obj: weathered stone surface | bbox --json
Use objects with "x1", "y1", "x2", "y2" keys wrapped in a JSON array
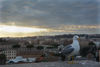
[
  {"x1": 86, "y1": 53, "x2": 94, "y2": 60},
  {"x1": 0, "y1": 60, "x2": 100, "y2": 67}
]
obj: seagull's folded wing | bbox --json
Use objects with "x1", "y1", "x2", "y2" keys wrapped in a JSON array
[{"x1": 61, "y1": 45, "x2": 74, "y2": 54}]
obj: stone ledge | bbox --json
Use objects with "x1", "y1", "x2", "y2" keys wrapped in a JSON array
[{"x1": 1, "y1": 60, "x2": 100, "y2": 67}]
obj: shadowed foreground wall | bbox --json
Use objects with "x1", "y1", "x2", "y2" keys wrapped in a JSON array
[{"x1": 99, "y1": 50, "x2": 100, "y2": 62}]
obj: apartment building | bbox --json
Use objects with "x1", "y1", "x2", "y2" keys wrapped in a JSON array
[
  {"x1": 16, "y1": 48, "x2": 45, "y2": 58},
  {"x1": 3, "y1": 49, "x2": 16, "y2": 60},
  {"x1": 0, "y1": 45, "x2": 13, "y2": 49},
  {"x1": 0, "y1": 50, "x2": 3, "y2": 54}
]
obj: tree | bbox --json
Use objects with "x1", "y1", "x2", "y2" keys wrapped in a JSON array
[
  {"x1": 88, "y1": 42, "x2": 96, "y2": 55},
  {"x1": 0, "y1": 38, "x2": 7, "y2": 42},
  {"x1": 80, "y1": 47, "x2": 90, "y2": 57},
  {"x1": 88, "y1": 42, "x2": 95, "y2": 45},
  {"x1": 37, "y1": 46, "x2": 44, "y2": 50},
  {"x1": 12, "y1": 44, "x2": 20, "y2": 48},
  {"x1": 0, "y1": 54, "x2": 6, "y2": 65},
  {"x1": 47, "y1": 47, "x2": 56, "y2": 49},
  {"x1": 26, "y1": 44, "x2": 34, "y2": 48},
  {"x1": 51, "y1": 44, "x2": 60, "y2": 48}
]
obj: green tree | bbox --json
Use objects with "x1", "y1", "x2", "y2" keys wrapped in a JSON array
[
  {"x1": 51, "y1": 44, "x2": 60, "y2": 48},
  {"x1": 88, "y1": 42, "x2": 95, "y2": 45},
  {"x1": 88, "y1": 42, "x2": 96, "y2": 55},
  {"x1": 37, "y1": 46, "x2": 44, "y2": 50},
  {"x1": 0, "y1": 38, "x2": 7, "y2": 42},
  {"x1": 47, "y1": 47, "x2": 56, "y2": 49},
  {"x1": 12, "y1": 44, "x2": 20, "y2": 48},
  {"x1": 26, "y1": 44, "x2": 34, "y2": 48},
  {"x1": 80, "y1": 47, "x2": 90, "y2": 57}
]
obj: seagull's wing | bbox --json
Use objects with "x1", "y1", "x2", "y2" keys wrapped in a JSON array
[{"x1": 61, "y1": 45, "x2": 74, "y2": 55}]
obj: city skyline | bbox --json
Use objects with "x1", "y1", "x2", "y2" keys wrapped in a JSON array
[{"x1": 0, "y1": 0, "x2": 100, "y2": 37}]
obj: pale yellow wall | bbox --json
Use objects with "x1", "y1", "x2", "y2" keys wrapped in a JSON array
[{"x1": 79, "y1": 41, "x2": 89, "y2": 48}]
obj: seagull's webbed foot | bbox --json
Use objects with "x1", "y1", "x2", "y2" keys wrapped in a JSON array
[
  {"x1": 72, "y1": 61, "x2": 77, "y2": 64},
  {"x1": 68, "y1": 56, "x2": 72, "y2": 64},
  {"x1": 68, "y1": 62, "x2": 72, "y2": 64},
  {"x1": 72, "y1": 56, "x2": 77, "y2": 64}
]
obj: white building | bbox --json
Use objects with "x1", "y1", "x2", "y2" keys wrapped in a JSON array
[
  {"x1": 0, "y1": 45, "x2": 12, "y2": 49},
  {"x1": 3, "y1": 49, "x2": 16, "y2": 60},
  {"x1": 60, "y1": 38, "x2": 67, "y2": 41},
  {"x1": 54, "y1": 39, "x2": 57, "y2": 42},
  {"x1": 45, "y1": 38, "x2": 52, "y2": 41},
  {"x1": 80, "y1": 37, "x2": 86, "y2": 41},
  {"x1": 40, "y1": 41, "x2": 44, "y2": 45}
]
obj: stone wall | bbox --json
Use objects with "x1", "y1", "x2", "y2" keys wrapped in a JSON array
[
  {"x1": 86, "y1": 53, "x2": 94, "y2": 60},
  {"x1": 99, "y1": 50, "x2": 100, "y2": 62}
]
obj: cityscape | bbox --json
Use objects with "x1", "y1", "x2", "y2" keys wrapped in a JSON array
[
  {"x1": 0, "y1": 34, "x2": 100, "y2": 64},
  {"x1": 0, "y1": 0, "x2": 100, "y2": 67}
]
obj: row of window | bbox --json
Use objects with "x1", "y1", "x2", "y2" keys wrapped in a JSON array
[
  {"x1": 7, "y1": 57, "x2": 16, "y2": 59},
  {"x1": 16, "y1": 48, "x2": 35, "y2": 51},
  {"x1": 5, "y1": 54, "x2": 16, "y2": 56},
  {"x1": 0, "y1": 45, "x2": 26, "y2": 48},
  {"x1": 17, "y1": 51, "x2": 43, "y2": 55},
  {"x1": 0, "y1": 46, "x2": 12, "y2": 48},
  {"x1": 3, "y1": 51, "x2": 16, "y2": 53}
]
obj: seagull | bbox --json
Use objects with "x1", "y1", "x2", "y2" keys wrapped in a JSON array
[{"x1": 59, "y1": 35, "x2": 80, "y2": 64}]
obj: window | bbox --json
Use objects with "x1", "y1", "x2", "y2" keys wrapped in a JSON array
[
  {"x1": 8, "y1": 51, "x2": 11, "y2": 53},
  {"x1": 3, "y1": 51, "x2": 4, "y2": 53}
]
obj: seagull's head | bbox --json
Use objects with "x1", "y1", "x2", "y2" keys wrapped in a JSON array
[{"x1": 73, "y1": 35, "x2": 80, "y2": 40}]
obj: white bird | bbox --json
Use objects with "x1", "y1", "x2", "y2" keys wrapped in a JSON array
[{"x1": 60, "y1": 35, "x2": 80, "y2": 64}]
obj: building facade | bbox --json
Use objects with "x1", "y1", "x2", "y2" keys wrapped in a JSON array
[{"x1": 3, "y1": 50, "x2": 16, "y2": 60}]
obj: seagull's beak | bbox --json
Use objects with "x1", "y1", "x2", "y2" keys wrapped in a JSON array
[{"x1": 77, "y1": 37, "x2": 80, "y2": 39}]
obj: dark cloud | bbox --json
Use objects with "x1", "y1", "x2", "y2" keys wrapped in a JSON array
[{"x1": 0, "y1": 0, "x2": 99, "y2": 27}]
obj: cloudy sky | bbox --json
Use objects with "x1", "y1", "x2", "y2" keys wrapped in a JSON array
[{"x1": 0, "y1": 0, "x2": 100, "y2": 37}]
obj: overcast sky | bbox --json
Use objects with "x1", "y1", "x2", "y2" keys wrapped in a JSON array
[{"x1": 0, "y1": 0, "x2": 100, "y2": 37}]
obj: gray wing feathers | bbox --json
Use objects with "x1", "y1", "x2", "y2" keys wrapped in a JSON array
[{"x1": 61, "y1": 45, "x2": 74, "y2": 54}]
